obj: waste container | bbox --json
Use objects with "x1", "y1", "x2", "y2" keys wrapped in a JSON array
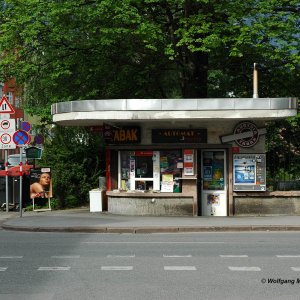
[
  {"x1": 99, "y1": 176, "x2": 106, "y2": 191},
  {"x1": 89, "y1": 189, "x2": 104, "y2": 212}
]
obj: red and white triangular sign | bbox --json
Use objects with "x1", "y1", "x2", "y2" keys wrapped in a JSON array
[{"x1": 0, "y1": 96, "x2": 15, "y2": 114}]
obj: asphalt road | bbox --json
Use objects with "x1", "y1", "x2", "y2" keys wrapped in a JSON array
[{"x1": 1, "y1": 231, "x2": 300, "y2": 300}]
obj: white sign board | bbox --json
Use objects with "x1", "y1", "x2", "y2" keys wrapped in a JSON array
[
  {"x1": 0, "y1": 118, "x2": 16, "y2": 149},
  {"x1": 0, "y1": 96, "x2": 15, "y2": 114}
]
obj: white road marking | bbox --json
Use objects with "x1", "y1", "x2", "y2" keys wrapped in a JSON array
[
  {"x1": 163, "y1": 255, "x2": 192, "y2": 258},
  {"x1": 83, "y1": 242, "x2": 225, "y2": 244},
  {"x1": 164, "y1": 266, "x2": 197, "y2": 271},
  {"x1": 0, "y1": 256, "x2": 23, "y2": 259},
  {"x1": 220, "y1": 255, "x2": 248, "y2": 258},
  {"x1": 0, "y1": 267, "x2": 7, "y2": 271},
  {"x1": 228, "y1": 267, "x2": 261, "y2": 271},
  {"x1": 38, "y1": 267, "x2": 71, "y2": 271},
  {"x1": 276, "y1": 255, "x2": 300, "y2": 258},
  {"x1": 51, "y1": 256, "x2": 80, "y2": 259},
  {"x1": 107, "y1": 255, "x2": 135, "y2": 258},
  {"x1": 291, "y1": 267, "x2": 300, "y2": 271},
  {"x1": 101, "y1": 266, "x2": 133, "y2": 271}
]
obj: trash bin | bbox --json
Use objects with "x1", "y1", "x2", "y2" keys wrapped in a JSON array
[
  {"x1": 99, "y1": 176, "x2": 106, "y2": 191},
  {"x1": 89, "y1": 189, "x2": 103, "y2": 212}
]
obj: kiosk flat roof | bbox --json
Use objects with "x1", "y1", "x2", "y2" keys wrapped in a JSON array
[{"x1": 52, "y1": 98, "x2": 298, "y2": 126}]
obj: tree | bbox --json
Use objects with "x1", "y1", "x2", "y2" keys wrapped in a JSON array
[
  {"x1": 0, "y1": 0, "x2": 299, "y2": 197},
  {"x1": 38, "y1": 126, "x2": 105, "y2": 207},
  {"x1": 1, "y1": 0, "x2": 299, "y2": 110}
]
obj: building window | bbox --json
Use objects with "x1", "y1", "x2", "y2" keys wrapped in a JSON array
[
  {"x1": 119, "y1": 150, "x2": 182, "y2": 192},
  {"x1": 15, "y1": 96, "x2": 21, "y2": 108},
  {"x1": 7, "y1": 92, "x2": 13, "y2": 104},
  {"x1": 160, "y1": 150, "x2": 182, "y2": 192},
  {"x1": 120, "y1": 151, "x2": 132, "y2": 191}
]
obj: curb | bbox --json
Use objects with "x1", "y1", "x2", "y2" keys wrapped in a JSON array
[
  {"x1": 0, "y1": 214, "x2": 19, "y2": 227},
  {"x1": 3, "y1": 225, "x2": 300, "y2": 233}
]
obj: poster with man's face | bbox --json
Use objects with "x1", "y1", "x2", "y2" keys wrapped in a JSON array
[{"x1": 29, "y1": 167, "x2": 52, "y2": 199}]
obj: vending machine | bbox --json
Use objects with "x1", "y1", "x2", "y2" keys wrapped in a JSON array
[{"x1": 233, "y1": 154, "x2": 266, "y2": 191}]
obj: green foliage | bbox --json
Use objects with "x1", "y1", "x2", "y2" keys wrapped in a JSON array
[
  {"x1": 1, "y1": 0, "x2": 299, "y2": 106},
  {"x1": 38, "y1": 126, "x2": 105, "y2": 208},
  {"x1": 0, "y1": 0, "x2": 299, "y2": 196},
  {"x1": 266, "y1": 111, "x2": 300, "y2": 181},
  {"x1": 49, "y1": 198, "x2": 60, "y2": 210}
]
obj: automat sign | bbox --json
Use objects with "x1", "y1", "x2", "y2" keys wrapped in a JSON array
[{"x1": 152, "y1": 128, "x2": 207, "y2": 143}]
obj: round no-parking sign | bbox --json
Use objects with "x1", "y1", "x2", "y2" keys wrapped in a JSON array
[{"x1": 13, "y1": 130, "x2": 30, "y2": 145}]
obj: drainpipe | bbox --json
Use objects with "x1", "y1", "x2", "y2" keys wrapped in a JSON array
[{"x1": 253, "y1": 63, "x2": 259, "y2": 98}]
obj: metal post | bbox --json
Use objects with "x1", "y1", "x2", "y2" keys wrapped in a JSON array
[
  {"x1": 19, "y1": 147, "x2": 23, "y2": 217},
  {"x1": 5, "y1": 150, "x2": 8, "y2": 213},
  {"x1": 253, "y1": 63, "x2": 259, "y2": 98}
]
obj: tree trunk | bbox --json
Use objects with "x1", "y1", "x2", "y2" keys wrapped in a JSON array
[{"x1": 181, "y1": 51, "x2": 208, "y2": 98}]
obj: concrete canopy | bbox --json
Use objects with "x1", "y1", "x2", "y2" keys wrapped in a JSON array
[{"x1": 52, "y1": 98, "x2": 298, "y2": 126}]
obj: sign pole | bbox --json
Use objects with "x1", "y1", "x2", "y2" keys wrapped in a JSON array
[
  {"x1": 5, "y1": 150, "x2": 8, "y2": 213},
  {"x1": 0, "y1": 97, "x2": 16, "y2": 213},
  {"x1": 19, "y1": 147, "x2": 23, "y2": 217}
]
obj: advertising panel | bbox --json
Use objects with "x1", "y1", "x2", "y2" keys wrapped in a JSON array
[
  {"x1": 30, "y1": 167, "x2": 52, "y2": 199},
  {"x1": 233, "y1": 154, "x2": 266, "y2": 191}
]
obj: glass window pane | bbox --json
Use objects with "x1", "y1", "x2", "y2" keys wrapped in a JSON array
[
  {"x1": 203, "y1": 151, "x2": 225, "y2": 190},
  {"x1": 135, "y1": 155, "x2": 153, "y2": 178}
]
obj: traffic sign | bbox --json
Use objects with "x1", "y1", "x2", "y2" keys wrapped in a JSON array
[
  {"x1": 13, "y1": 130, "x2": 30, "y2": 145},
  {"x1": 0, "y1": 118, "x2": 16, "y2": 149},
  {"x1": 34, "y1": 134, "x2": 44, "y2": 145},
  {"x1": 0, "y1": 96, "x2": 15, "y2": 114},
  {"x1": 0, "y1": 119, "x2": 15, "y2": 131},
  {"x1": 1, "y1": 133, "x2": 12, "y2": 144},
  {"x1": 21, "y1": 121, "x2": 32, "y2": 132}
]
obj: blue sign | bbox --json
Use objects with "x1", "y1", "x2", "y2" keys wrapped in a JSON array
[
  {"x1": 21, "y1": 121, "x2": 32, "y2": 132},
  {"x1": 13, "y1": 130, "x2": 30, "y2": 145},
  {"x1": 34, "y1": 134, "x2": 44, "y2": 145}
]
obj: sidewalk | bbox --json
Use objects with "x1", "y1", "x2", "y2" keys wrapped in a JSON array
[{"x1": 1, "y1": 208, "x2": 300, "y2": 233}]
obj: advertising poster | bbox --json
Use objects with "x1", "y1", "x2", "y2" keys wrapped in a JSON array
[
  {"x1": 183, "y1": 149, "x2": 194, "y2": 175},
  {"x1": 161, "y1": 181, "x2": 174, "y2": 193},
  {"x1": 30, "y1": 167, "x2": 52, "y2": 199},
  {"x1": 233, "y1": 154, "x2": 266, "y2": 191},
  {"x1": 202, "y1": 151, "x2": 225, "y2": 190},
  {"x1": 207, "y1": 194, "x2": 220, "y2": 205},
  {"x1": 203, "y1": 166, "x2": 212, "y2": 180},
  {"x1": 234, "y1": 163, "x2": 256, "y2": 184}
]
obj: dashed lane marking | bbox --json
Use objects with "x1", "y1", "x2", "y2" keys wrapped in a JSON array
[
  {"x1": 107, "y1": 255, "x2": 136, "y2": 258},
  {"x1": 51, "y1": 256, "x2": 80, "y2": 259},
  {"x1": 220, "y1": 255, "x2": 248, "y2": 258},
  {"x1": 228, "y1": 267, "x2": 261, "y2": 271},
  {"x1": 0, "y1": 256, "x2": 23, "y2": 259},
  {"x1": 101, "y1": 266, "x2": 133, "y2": 271},
  {"x1": 291, "y1": 267, "x2": 300, "y2": 271},
  {"x1": 83, "y1": 242, "x2": 225, "y2": 244},
  {"x1": 164, "y1": 266, "x2": 197, "y2": 271},
  {"x1": 38, "y1": 267, "x2": 71, "y2": 271},
  {"x1": 0, "y1": 267, "x2": 7, "y2": 271},
  {"x1": 163, "y1": 255, "x2": 192, "y2": 258},
  {"x1": 277, "y1": 255, "x2": 300, "y2": 258}
]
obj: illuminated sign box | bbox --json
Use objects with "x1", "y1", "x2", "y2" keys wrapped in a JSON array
[{"x1": 233, "y1": 154, "x2": 266, "y2": 191}]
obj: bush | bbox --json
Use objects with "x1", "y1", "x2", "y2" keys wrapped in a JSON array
[{"x1": 37, "y1": 126, "x2": 105, "y2": 209}]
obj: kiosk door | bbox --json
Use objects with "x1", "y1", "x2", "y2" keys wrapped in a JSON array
[{"x1": 201, "y1": 150, "x2": 227, "y2": 216}]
